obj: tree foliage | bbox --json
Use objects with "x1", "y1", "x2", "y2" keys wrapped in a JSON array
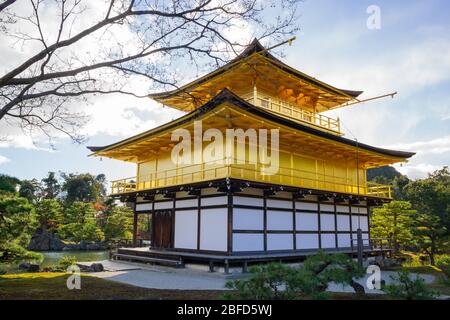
[
  {"x1": 34, "y1": 198, "x2": 62, "y2": 230},
  {"x1": 0, "y1": 194, "x2": 40, "y2": 263},
  {"x1": 0, "y1": 194, "x2": 36, "y2": 244},
  {"x1": 404, "y1": 167, "x2": 450, "y2": 264},
  {"x1": 103, "y1": 206, "x2": 133, "y2": 240},
  {"x1": 58, "y1": 201, "x2": 104, "y2": 242},
  {"x1": 41, "y1": 172, "x2": 60, "y2": 199},
  {"x1": 224, "y1": 252, "x2": 365, "y2": 300},
  {"x1": 371, "y1": 201, "x2": 416, "y2": 253},
  {"x1": 411, "y1": 213, "x2": 448, "y2": 266},
  {"x1": 0, "y1": 173, "x2": 19, "y2": 193},
  {"x1": 405, "y1": 167, "x2": 450, "y2": 230},
  {"x1": 61, "y1": 173, "x2": 106, "y2": 203},
  {"x1": 382, "y1": 270, "x2": 437, "y2": 300},
  {"x1": 18, "y1": 179, "x2": 41, "y2": 203}
]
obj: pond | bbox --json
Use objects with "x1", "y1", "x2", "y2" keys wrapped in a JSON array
[{"x1": 1, "y1": 250, "x2": 110, "y2": 274}]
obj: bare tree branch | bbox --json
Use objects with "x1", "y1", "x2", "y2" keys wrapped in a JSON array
[
  {"x1": 0, "y1": 0, "x2": 15, "y2": 13},
  {"x1": 0, "y1": 0, "x2": 301, "y2": 146}
]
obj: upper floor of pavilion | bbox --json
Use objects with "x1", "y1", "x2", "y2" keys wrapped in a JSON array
[{"x1": 149, "y1": 39, "x2": 363, "y2": 136}]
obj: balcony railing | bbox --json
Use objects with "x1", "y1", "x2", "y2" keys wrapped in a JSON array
[
  {"x1": 241, "y1": 92, "x2": 342, "y2": 135},
  {"x1": 366, "y1": 182, "x2": 392, "y2": 199},
  {"x1": 110, "y1": 159, "x2": 391, "y2": 199}
]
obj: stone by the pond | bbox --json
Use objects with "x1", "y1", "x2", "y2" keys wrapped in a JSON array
[
  {"x1": 62, "y1": 243, "x2": 81, "y2": 251},
  {"x1": 28, "y1": 264, "x2": 40, "y2": 272},
  {"x1": 86, "y1": 242, "x2": 106, "y2": 250},
  {"x1": 19, "y1": 262, "x2": 40, "y2": 272},
  {"x1": 28, "y1": 228, "x2": 64, "y2": 251},
  {"x1": 76, "y1": 264, "x2": 92, "y2": 272},
  {"x1": 90, "y1": 263, "x2": 104, "y2": 272},
  {"x1": 79, "y1": 240, "x2": 87, "y2": 250},
  {"x1": 19, "y1": 262, "x2": 30, "y2": 270},
  {"x1": 76, "y1": 262, "x2": 104, "y2": 272}
]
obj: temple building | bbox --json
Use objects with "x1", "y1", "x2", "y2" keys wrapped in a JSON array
[{"x1": 88, "y1": 39, "x2": 414, "y2": 265}]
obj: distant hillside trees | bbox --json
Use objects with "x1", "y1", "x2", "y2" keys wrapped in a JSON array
[{"x1": 367, "y1": 166, "x2": 402, "y2": 183}]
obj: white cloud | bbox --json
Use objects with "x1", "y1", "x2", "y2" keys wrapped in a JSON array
[
  {"x1": 387, "y1": 136, "x2": 450, "y2": 179},
  {"x1": 81, "y1": 93, "x2": 184, "y2": 138},
  {"x1": 0, "y1": 155, "x2": 10, "y2": 165},
  {"x1": 394, "y1": 163, "x2": 442, "y2": 180},
  {"x1": 385, "y1": 136, "x2": 450, "y2": 155}
]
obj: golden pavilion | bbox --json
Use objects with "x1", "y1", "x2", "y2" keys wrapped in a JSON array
[{"x1": 88, "y1": 39, "x2": 414, "y2": 263}]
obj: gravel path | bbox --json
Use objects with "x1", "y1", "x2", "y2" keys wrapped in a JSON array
[{"x1": 86, "y1": 260, "x2": 436, "y2": 293}]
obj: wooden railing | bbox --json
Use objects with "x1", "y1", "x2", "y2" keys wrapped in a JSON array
[
  {"x1": 241, "y1": 92, "x2": 342, "y2": 135},
  {"x1": 367, "y1": 182, "x2": 392, "y2": 199},
  {"x1": 110, "y1": 177, "x2": 137, "y2": 194},
  {"x1": 351, "y1": 237, "x2": 393, "y2": 252},
  {"x1": 110, "y1": 159, "x2": 391, "y2": 198}
]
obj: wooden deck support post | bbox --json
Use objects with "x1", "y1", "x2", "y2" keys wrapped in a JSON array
[
  {"x1": 132, "y1": 211, "x2": 138, "y2": 247},
  {"x1": 224, "y1": 259, "x2": 229, "y2": 274},
  {"x1": 357, "y1": 228, "x2": 363, "y2": 267},
  {"x1": 242, "y1": 260, "x2": 248, "y2": 273}
]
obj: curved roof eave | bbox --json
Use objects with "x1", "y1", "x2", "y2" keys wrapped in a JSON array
[
  {"x1": 88, "y1": 89, "x2": 415, "y2": 160},
  {"x1": 148, "y1": 38, "x2": 363, "y2": 101}
]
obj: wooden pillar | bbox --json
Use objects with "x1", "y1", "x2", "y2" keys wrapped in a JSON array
[
  {"x1": 227, "y1": 190, "x2": 233, "y2": 254},
  {"x1": 317, "y1": 198, "x2": 322, "y2": 249},
  {"x1": 197, "y1": 194, "x2": 201, "y2": 251},
  {"x1": 349, "y1": 201, "x2": 353, "y2": 251},
  {"x1": 334, "y1": 199, "x2": 338, "y2": 249},
  {"x1": 263, "y1": 192, "x2": 268, "y2": 252},
  {"x1": 292, "y1": 194, "x2": 297, "y2": 250},
  {"x1": 171, "y1": 195, "x2": 176, "y2": 249},
  {"x1": 357, "y1": 228, "x2": 363, "y2": 267},
  {"x1": 132, "y1": 206, "x2": 138, "y2": 247}
]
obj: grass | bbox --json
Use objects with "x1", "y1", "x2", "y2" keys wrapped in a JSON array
[
  {"x1": 0, "y1": 272, "x2": 224, "y2": 300},
  {"x1": 0, "y1": 272, "x2": 388, "y2": 300},
  {"x1": 2, "y1": 251, "x2": 449, "y2": 300},
  {"x1": 382, "y1": 252, "x2": 450, "y2": 296}
]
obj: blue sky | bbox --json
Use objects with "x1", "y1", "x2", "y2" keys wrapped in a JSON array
[{"x1": 0, "y1": 0, "x2": 449, "y2": 183}]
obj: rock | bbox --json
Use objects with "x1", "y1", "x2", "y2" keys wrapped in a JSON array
[
  {"x1": 28, "y1": 264, "x2": 40, "y2": 272},
  {"x1": 18, "y1": 262, "x2": 40, "y2": 272},
  {"x1": 374, "y1": 255, "x2": 385, "y2": 267},
  {"x1": 62, "y1": 243, "x2": 81, "y2": 251},
  {"x1": 86, "y1": 241, "x2": 107, "y2": 251},
  {"x1": 383, "y1": 258, "x2": 402, "y2": 268},
  {"x1": 19, "y1": 262, "x2": 31, "y2": 270},
  {"x1": 75, "y1": 263, "x2": 104, "y2": 272},
  {"x1": 76, "y1": 264, "x2": 92, "y2": 272},
  {"x1": 27, "y1": 228, "x2": 64, "y2": 251},
  {"x1": 90, "y1": 263, "x2": 104, "y2": 272},
  {"x1": 79, "y1": 240, "x2": 87, "y2": 250}
]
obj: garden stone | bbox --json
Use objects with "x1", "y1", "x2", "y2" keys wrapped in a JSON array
[
  {"x1": 27, "y1": 228, "x2": 64, "y2": 251},
  {"x1": 19, "y1": 262, "x2": 31, "y2": 270},
  {"x1": 90, "y1": 263, "x2": 104, "y2": 272},
  {"x1": 28, "y1": 264, "x2": 40, "y2": 272},
  {"x1": 374, "y1": 255, "x2": 385, "y2": 267},
  {"x1": 79, "y1": 240, "x2": 87, "y2": 250},
  {"x1": 383, "y1": 258, "x2": 401, "y2": 268},
  {"x1": 76, "y1": 264, "x2": 93, "y2": 272}
]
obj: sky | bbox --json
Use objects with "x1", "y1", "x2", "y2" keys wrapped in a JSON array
[{"x1": 0, "y1": 0, "x2": 449, "y2": 185}]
